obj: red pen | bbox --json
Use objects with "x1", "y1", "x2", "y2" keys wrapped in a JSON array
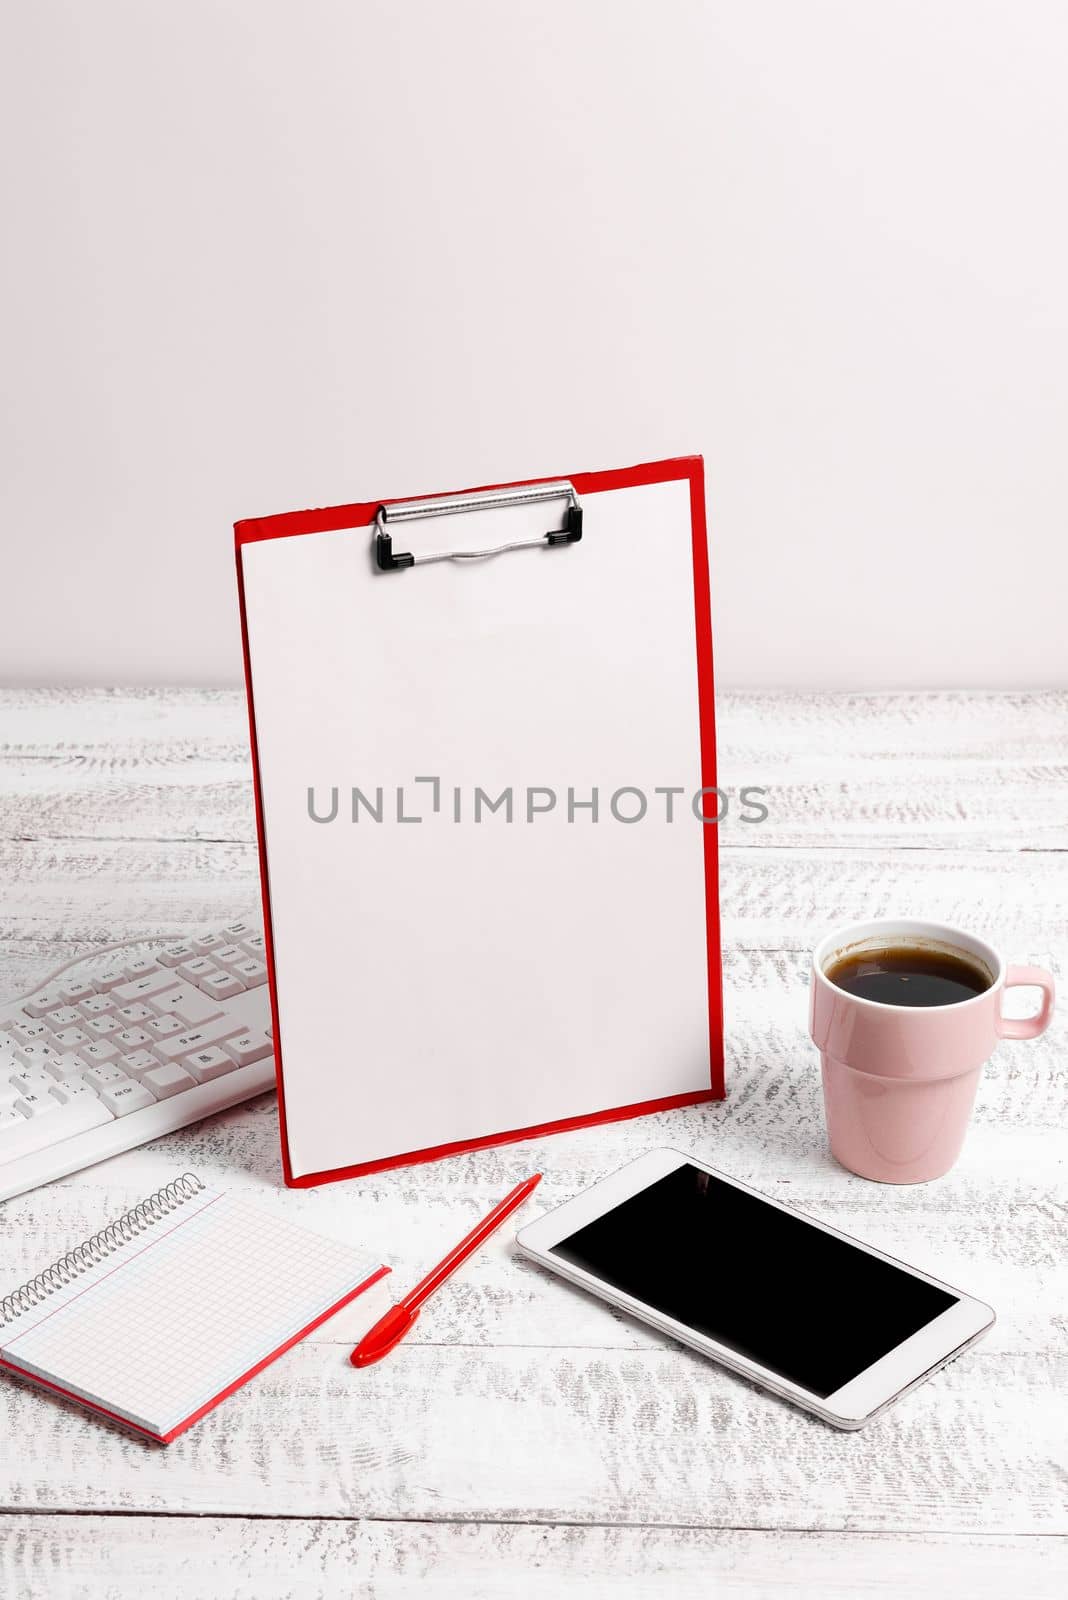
[{"x1": 350, "y1": 1173, "x2": 542, "y2": 1368}]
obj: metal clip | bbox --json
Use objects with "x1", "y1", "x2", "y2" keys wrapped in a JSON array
[{"x1": 375, "y1": 481, "x2": 582, "y2": 571}]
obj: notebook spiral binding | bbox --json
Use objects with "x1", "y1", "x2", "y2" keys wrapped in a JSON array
[{"x1": 0, "y1": 1173, "x2": 205, "y2": 1327}]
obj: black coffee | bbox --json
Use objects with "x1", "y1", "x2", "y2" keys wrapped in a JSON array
[{"x1": 824, "y1": 946, "x2": 991, "y2": 1007}]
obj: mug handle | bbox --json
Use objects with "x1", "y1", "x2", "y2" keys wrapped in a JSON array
[{"x1": 996, "y1": 965, "x2": 1056, "y2": 1040}]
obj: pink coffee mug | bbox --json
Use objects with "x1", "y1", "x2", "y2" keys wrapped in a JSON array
[{"x1": 809, "y1": 919, "x2": 1055, "y2": 1183}]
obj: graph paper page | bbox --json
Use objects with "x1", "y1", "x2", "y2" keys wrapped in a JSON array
[{"x1": 0, "y1": 1188, "x2": 380, "y2": 1437}]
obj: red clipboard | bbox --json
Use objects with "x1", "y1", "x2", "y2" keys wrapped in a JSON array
[{"x1": 236, "y1": 456, "x2": 722, "y2": 1186}]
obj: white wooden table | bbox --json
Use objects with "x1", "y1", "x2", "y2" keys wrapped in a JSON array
[{"x1": 0, "y1": 689, "x2": 1064, "y2": 1599}]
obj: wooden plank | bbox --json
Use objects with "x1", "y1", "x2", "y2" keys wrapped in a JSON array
[
  {"x1": 1, "y1": 1517, "x2": 1063, "y2": 1600},
  {"x1": 0, "y1": 1344, "x2": 1060, "y2": 1528},
  {"x1": 0, "y1": 847, "x2": 1061, "y2": 1138},
  {"x1": 4, "y1": 686, "x2": 1065, "y2": 755},
  {"x1": 0, "y1": 837, "x2": 1065, "y2": 972},
  {"x1": 0, "y1": 1117, "x2": 1061, "y2": 1357},
  {"x1": 2, "y1": 833, "x2": 1065, "y2": 947},
  {"x1": 0, "y1": 837, "x2": 258, "y2": 995},
  {"x1": 1, "y1": 688, "x2": 1066, "y2": 852},
  {"x1": 0, "y1": 687, "x2": 247, "y2": 750},
  {"x1": 4, "y1": 761, "x2": 1065, "y2": 851},
  {"x1": 3, "y1": 686, "x2": 1065, "y2": 761}
]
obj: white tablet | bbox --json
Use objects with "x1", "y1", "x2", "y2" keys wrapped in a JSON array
[{"x1": 516, "y1": 1148, "x2": 994, "y2": 1429}]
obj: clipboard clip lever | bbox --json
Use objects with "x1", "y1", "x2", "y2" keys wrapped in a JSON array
[{"x1": 374, "y1": 481, "x2": 582, "y2": 572}]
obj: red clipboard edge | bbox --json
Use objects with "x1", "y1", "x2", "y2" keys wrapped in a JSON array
[
  {"x1": 0, "y1": 1263, "x2": 390, "y2": 1443},
  {"x1": 235, "y1": 455, "x2": 723, "y2": 1189},
  {"x1": 284, "y1": 1090, "x2": 718, "y2": 1188}
]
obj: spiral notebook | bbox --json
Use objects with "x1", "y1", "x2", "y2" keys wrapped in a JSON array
[{"x1": 0, "y1": 1175, "x2": 388, "y2": 1442}]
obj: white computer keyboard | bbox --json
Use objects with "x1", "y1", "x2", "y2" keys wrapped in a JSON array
[{"x1": 0, "y1": 918, "x2": 274, "y2": 1202}]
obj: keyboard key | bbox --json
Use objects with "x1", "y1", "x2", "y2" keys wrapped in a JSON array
[
  {"x1": 100, "y1": 1080, "x2": 156, "y2": 1115},
  {"x1": 84, "y1": 1062, "x2": 129, "y2": 1092},
  {"x1": 145, "y1": 1013, "x2": 184, "y2": 1040},
  {"x1": 94, "y1": 967, "x2": 130, "y2": 992},
  {"x1": 14, "y1": 1041, "x2": 61, "y2": 1070},
  {"x1": 159, "y1": 987, "x2": 222, "y2": 1027},
  {"x1": 141, "y1": 1062, "x2": 196, "y2": 1099},
  {"x1": 231, "y1": 958, "x2": 268, "y2": 988},
  {"x1": 45, "y1": 1006, "x2": 83, "y2": 1029},
  {"x1": 151, "y1": 979, "x2": 214, "y2": 1017},
  {"x1": 83, "y1": 1014, "x2": 123, "y2": 1040},
  {"x1": 79, "y1": 994, "x2": 116, "y2": 1017},
  {"x1": 45, "y1": 1051, "x2": 91, "y2": 1081},
  {"x1": 115, "y1": 1027, "x2": 154, "y2": 1051},
  {"x1": 51, "y1": 1079, "x2": 100, "y2": 1107},
  {"x1": 80, "y1": 1039, "x2": 120, "y2": 1065},
  {"x1": 0, "y1": 1080, "x2": 21, "y2": 1107},
  {"x1": 193, "y1": 933, "x2": 224, "y2": 952},
  {"x1": 178, "y1": 956, "x2": 221, "y2": 983},
  {"x1": 52, "y1": 1026, "x2": 90, "y2": 1051},
  {"x1": 11, "y1": 1020, "x2": 48, "y2": 1046},
  {"x1": 149, "y1": 982, "x2": 199, "y2": 1013},
  {"x1": 222, "y1": 1031, "x2": 273, "y2": 1067},
  {"x1": 185, "y1": 1047, "x2": 237, "y2": 1083},
  {"x1": 201, "y1": 971, "x2": 244, "y2": 1002},
  {"x1": 22, "y1": 991, "x2": 64, "y2": 1018},
  {"x1": 155, "y1": 1020, "x2": 242, "y2": 1061},
  {"x1": 113, "y1": 971, "x2": 179, "y2": 1004},
  {"x1": 116, "y1": 1002, "x2": 155, "y2": 1026},
  {"x1": 14, "y1": 1090, "x2": 61, "y2": 1119},
  {"x1": 119, "y1": 1049, "x2": 160, "y2": 1078},
  {"x1": 223, "y1": 921, "x2": 256, "y2": 940},
  {"x1": 241, "y1": 933, "x2": 266, "y2": 957},
  {"x1": 58, "y1": 979, "x2": 96, "y2": 1003},
  {"x1": 213, "y1": 944, "x2": 245, "y2": 969},
  {"x1": 157, "y1": 942, "x2": 196, "y2": 967},
  {"x1": 123, "y1": 954, "x2": 161, "y2": 980}
]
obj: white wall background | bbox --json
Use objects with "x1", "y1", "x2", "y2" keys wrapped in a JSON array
[{"x1": 1, "y1": 0, "x2": 1065, "y2": 688}]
